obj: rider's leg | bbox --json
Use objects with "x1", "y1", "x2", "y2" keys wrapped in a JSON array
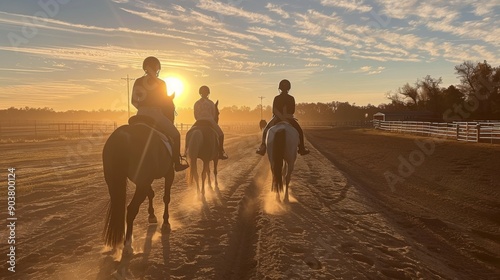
[
  {"x1": 256, "y1": 117, "x2": 277, "y2": 155},
  {"x1": 289, "y1": 119, "x2": 310, "y2": 155},
  {"x1": 162, "y1": 120, "x2": 189, "y2": 171},
  {"x1": 210, "y1": 119, "x2": 228, "y2": 160}
]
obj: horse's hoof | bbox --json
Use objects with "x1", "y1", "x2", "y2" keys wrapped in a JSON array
[
  {"x1": 148, "y1": 215, "x2": 158, "y2": 224},
  {"x1": 162, "y1": 223, "x2": 171, "y2": 233},
  {"x1": 122, "y1": 246, "x2": 134, "y2": 258}
]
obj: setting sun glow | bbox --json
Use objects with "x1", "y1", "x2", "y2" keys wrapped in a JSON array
[{"x1": 164, "y1": 77, "x2": 184, "y2": 97}]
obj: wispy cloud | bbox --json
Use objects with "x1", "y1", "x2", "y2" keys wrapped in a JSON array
[
  {"x1": 0, "y1": 81, "x2": 98, "y2": 106},
  {"x1": 352, "y1": 66, "x2": 386, "y2": 74},
  {"x1": 266, "y1": 3, "x2": 290, "y2": 19},
  {"x1": 197, "y1": 0, "x2": 275, "y2": 25},
  {"x1": 0, "y1": 67, "x2": 63, "y2": 73},
  {"x1": 320, "y1": 0, "x2": 373, "y2": 13}
]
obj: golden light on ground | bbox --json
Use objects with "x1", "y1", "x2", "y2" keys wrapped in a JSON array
[{"x1": 164, "y1": 77, "x2": 184, "y2": 97}]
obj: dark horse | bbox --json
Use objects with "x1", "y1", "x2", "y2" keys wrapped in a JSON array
[
  {"x1": 185, "y1": 101, "x2": 220, "y2": 197},
  {"x1": 102, "y1": 98, "x2": 175, "y2": 253}
]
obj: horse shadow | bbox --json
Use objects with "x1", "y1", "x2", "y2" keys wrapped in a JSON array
[{"x1": 96, "y1": 224, "x2": 171, "y2": 279}]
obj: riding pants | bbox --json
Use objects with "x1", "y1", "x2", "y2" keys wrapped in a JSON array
[{"x1": 137, "y1": 107, "x2": 181, "y2": 162}]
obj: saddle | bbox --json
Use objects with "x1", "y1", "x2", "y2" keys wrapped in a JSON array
[
  {"x1": 187, "y1": 120, "x2": 219, "y2": 145},
  {"x1": 128, "y1": 115, "x2": 173, "y2": 156}
]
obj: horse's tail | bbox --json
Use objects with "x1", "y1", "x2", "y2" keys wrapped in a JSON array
[
  {"x1": 272, "y1": 129, "x2": 286, "y2": 193},
  {"x1": 102, "y1": 129, "x2": 128, "y2": 248},
  {"x1": 186, "y1": 130, "x2": 202, "y2": 187}
]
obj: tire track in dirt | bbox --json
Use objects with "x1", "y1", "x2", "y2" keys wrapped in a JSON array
[{"x1": 215, "y1": 157, "x2": 269, "y2": 280}]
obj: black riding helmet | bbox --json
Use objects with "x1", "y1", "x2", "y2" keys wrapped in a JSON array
[
  {"x1": 279, "y1": 79, "x2": 291, "y2": 92},
  {"x1": 142, "y1": 56, "x2": 161, "y2": 74},
  {"x1": 199, "y1": 85, "x2": 210, "y2": 97}
]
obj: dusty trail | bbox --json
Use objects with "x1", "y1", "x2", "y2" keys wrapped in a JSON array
[{"x1": 1, "y1": 128, "x2": 499, "y2": 279}]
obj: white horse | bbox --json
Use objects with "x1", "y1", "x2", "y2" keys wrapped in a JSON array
[{"x1": 266, "y1": 121, "x2": 299, "y2": 203}]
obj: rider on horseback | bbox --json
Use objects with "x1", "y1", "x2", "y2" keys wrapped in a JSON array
[
  {"x1": 131, "y1": 56, "x2": 189, "y2": 172},
  {"x1": 193, "y1": 85, "x2": 229, "y2": 160},
  {"x1": 256, "y1": 79, "x2": 310, "y2": 156}
]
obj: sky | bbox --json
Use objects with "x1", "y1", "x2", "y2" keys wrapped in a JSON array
[{"x1": 0, "y1": 0, "x2": 498, "y2": 111}]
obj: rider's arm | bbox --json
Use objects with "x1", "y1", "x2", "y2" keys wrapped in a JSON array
[
  {"x1": 289, "y1": 95, "x2": 296, "y2": 115},
  {"x1": 131, "y1": 79, "x2": 143, "y2": 109},
  {"x1": 194, "y1": 100, "x2": 201, "y2": 121}
]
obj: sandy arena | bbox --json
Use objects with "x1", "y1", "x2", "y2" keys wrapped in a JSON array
[{"x1": 0, "y1": 127, "x2": 499, "y2": 279}]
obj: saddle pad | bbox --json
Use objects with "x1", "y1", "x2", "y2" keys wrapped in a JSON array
[{"x1": 135, "y1": 123, "x2": 173, "y2": 156}]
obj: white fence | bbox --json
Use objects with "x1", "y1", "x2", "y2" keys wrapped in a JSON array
[{"x1": 373, "y1": 120, "x2": 500, "y2": 143}]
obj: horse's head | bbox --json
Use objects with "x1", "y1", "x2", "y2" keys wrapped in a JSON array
[{"x1": 215, "y1": 100, "x2": 220, "y2": 124}]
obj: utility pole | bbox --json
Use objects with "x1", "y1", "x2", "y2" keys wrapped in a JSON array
[
  {"x1": 258, "y1": 96, "x2": 265, "y2": 120},
  {"x1": 121, "y1": 75, "x2": 135, "y2": 118}
]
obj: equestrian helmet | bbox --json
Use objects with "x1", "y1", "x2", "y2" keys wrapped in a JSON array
[
  {"x1": 199, "y1": 85, "x2": 210, "y2": 96},
  {"x1": 142, "y1": 56, "x2": 161, "y2": 71},
  {"x1": 279, "y1": 79, "x2": 291, "y2": 92}
]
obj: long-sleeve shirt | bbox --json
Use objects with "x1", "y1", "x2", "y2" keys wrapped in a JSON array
[
  {"x1": 132, "y1": 76, "x2": 174, "y2": 122},
  {"x1": 194, "y1": 97, "x2": 216, "y2": 121},
  {"x1": 273, "y1": 93, "x2": 295, "y2": 116}
]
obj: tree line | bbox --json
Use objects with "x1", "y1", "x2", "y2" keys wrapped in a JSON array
[
  {"x1": 385, "y1": 61, "x2": 500, "y2": 120},
  {"x1": 1, "y1": 61, "x2": 498, "y2": 123}
]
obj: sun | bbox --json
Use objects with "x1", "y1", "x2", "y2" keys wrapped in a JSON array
[{"x1": 164, "y1": 77, "x2": 184, "y2": 97}]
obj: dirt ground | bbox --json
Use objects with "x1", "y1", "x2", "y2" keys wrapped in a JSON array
[
  {"x1": 306, "y1": 127, "x2": 500, "y2": 279},
  {"x1": 0, "y1": 127, "x2": 499, "y2": 279}
]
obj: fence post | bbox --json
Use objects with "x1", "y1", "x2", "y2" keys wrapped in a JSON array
[
  {"x1": 35, "y1": 120, "x2": 37, "y2": 138},
  {"x1": 78, "y1": 124, "x2": 81, "y2": 137},
  {"x1": 465, "y1": 123, "x2": 468, "y2": 141},
  {"x1": 456, "y1": 124, "x2": 459, "y2": 140},
  {"x1": 476, "y1": 123, "x2": 481, "y2": 143}
]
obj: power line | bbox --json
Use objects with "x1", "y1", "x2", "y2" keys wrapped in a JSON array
[{"x1": 121, "y1": 75, "x2": 135, "y2": 118}]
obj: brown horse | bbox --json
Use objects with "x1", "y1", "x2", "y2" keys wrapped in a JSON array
[
  {"x1": 102, "y1": 96, "x2": 175, "y2": 254},
  {"x1": 185, "y1": 101, "x2": 220, "y2": 198}
]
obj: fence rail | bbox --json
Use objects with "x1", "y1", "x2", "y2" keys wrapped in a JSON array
[
  {"x1": 0, "y1": 121, "x2": 118, "y2": 140},
  {"x1": 0, "y1": 119, "x2": 380, "y2": 141},
  {"x1": 0, "y1": 120, "x2": 264, "y2": 140},
  {"x1": 374, "y1": 120, "x2": 500, "y2": 143}
]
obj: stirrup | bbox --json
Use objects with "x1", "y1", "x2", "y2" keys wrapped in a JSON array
[{"x1": 175, "y1": 156, "x2": 189, "y2": 172}]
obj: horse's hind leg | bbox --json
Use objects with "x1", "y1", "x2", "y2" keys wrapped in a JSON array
[
  {"x1": 124, "y1": 185, "x2": 148, "y2": 255},
  {"x1": 213, "y1": 159, "x2": 219, "y2": 190},
  {"x1": 273, "y1": 176, "x2": 281, "y2": 202},
  {"x1": 207, "y1": 163, "x2": 212, "y2": 190},
  {"x1": 283, "y1": 162, "x2": 290, "y2": 203},
  {"x1": 147, "y1": 187, "x2": 158, "y2": 224},
  {"x1": 162, "y1": 168, "x2": 174, "y2": 233},
  {"x1": 201, "y1": 161, "x2": 209, "y2": 197}
]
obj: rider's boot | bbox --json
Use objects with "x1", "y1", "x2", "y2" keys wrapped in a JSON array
[
  {"x1": 219, "y1": 135, "x2": 228, "y2": 160},
  {"x1": 298, "y1": 145, "x2": 310, "y2": 156},
  {"x1": 173, "y1": 145, "x2": 189, "y2": 172},
  {"x1": 256, "y1": 143, "x2": 266, "y2": 155}
]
